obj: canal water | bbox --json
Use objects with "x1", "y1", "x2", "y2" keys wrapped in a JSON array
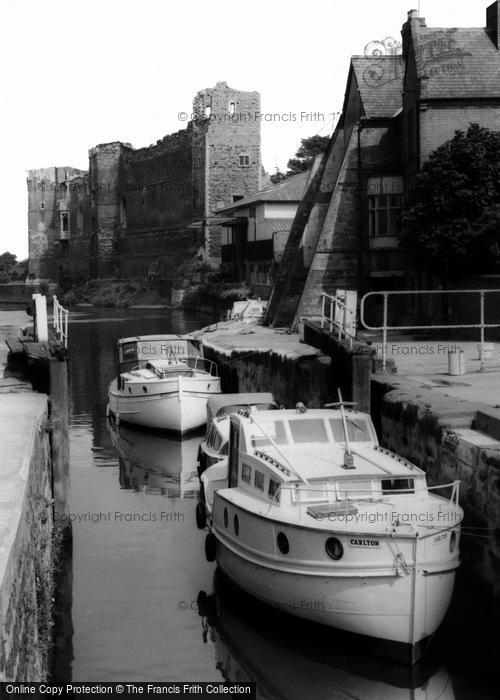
[{"x1": 56, "y1": 307, "x2": 496, "y2": 698}]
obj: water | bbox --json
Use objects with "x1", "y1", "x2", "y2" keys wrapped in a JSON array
[{"x1": 55, "y1": 307, "x2": 497, "y2": 697}]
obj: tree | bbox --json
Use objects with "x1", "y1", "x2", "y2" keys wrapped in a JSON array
[
  {"x1": 401, "y1": 124, "x2": 500, "y2": 278},
  {"x1": 0, "y1": 251, "x2": 17, "y2": 283},
  {"x1": 287, "y1": 134, "x2": 330, "y2": 175},
  {"x1": 270, "y1": 134, "x2": 330, "y2": 183}
]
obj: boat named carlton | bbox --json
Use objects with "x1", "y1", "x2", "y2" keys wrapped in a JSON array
[
  {"x1": 198, "y1": 398, "x2": 463, "y2": 662},
  {"x1": 107, "y1": 334, "x2": 221, "y2": 433}
]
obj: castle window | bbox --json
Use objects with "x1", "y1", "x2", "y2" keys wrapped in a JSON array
[
  {"x1": 40, "y1": 202, "x2": 45, "y2": 210},
  {"x1": 239, "y1": 154, "x2": 250, "y2": 167},
  {"x1": 205, "y1": 105, "x2": 211, "y2": 118},
  {"x1": 120, "y1": 196, "x2": 127, "y2": 228},
  {"x1": 229, "y1": 102, "x2": 235, "y2": 115},
  {"x1": 368, "y1": 194, "x2": 402, "y2": 237},
  {"x1": 77, "y1": 206, "x2": 83, "y2": 234}
]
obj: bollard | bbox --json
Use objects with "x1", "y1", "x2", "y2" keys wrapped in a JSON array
[{"x1": 448, "y1": 349, "x2": 465, "y2": 376}]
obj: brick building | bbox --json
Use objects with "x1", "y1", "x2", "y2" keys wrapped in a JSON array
[
  {"x1": 266, "y1": 3, "x2": 500, "y2": 328},
  {"x1": 27, "y1": 82, "x2": 261, "y2": 284}
]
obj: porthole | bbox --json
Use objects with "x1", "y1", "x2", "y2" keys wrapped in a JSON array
[
  {"x1": 325, "y1": 537, "x2": 343, "y2": 560},
  {"x1": 449, "y1": 531, "x2": 457, "y2": 552},
  {"x1": 277, "y1": 532, "x2": 289, "y2": 555},
  {"x1": 223, "y1": 507, "x2": 228, "y2": 528},
  {"x1": 234, "y1": 514, "x2": 239, "y2": 536}
]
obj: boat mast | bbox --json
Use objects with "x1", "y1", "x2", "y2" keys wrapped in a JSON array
[{"x1": 325, "y1": 389, "x2": 356, "y2": 470}]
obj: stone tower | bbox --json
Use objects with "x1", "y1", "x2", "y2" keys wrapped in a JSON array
[{"x1": 192, "y1": 81, "x2": 261, "y2": 263}]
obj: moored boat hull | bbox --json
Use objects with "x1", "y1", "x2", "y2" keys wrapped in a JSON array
[
  {"x1": 108, "y1": 377, "x2": 221, "y2": 433},
  {"x1": 216, "y1": 539, "x2": 454, "y2": 663}
]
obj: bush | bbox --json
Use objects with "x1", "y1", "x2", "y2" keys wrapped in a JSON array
[{"x1": 62, "y1": 290, "x2": 76, "y2": 306}]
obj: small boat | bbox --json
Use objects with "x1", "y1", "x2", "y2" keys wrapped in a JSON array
[
  {"x1": 198, "y1": 396, "x2": 463, "y2": 663},
  {"x1": 198, "y1": 392, "x2": 278, "y2": 473},
  {"x1": 107, "y1": 334, "x2": 221, "y2": 433}
]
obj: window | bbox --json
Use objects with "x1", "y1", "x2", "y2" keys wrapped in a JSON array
[
  {"x1": 254, "y1": 470, "x2": 265, "y2": 491},
  {"x1": 381, "y1": 478, "x2": 414, "y2": 494},
  {"x1": 251, "y1": 420, "x2": 288, "y2": 448},
  {"x1": 40, "y1": 202, "x2": 45, "y2": 210},
  {"x1": 329, "y1": 417, "x2": 372, "y2": 443},
  {"x1": 229, "y1": 102, "x2": 235, "y2": 115},
  {"x1": 205, "y1": 105, "x2": 211, "y2": 118},
  {"x1": 232, "y1": 195, "x2": 243, "y2": 202},
  {"x1": 277, "y1": 532, "x2": 289, "y2": 554},
  {"x1": 239, "y1": 154, "x2": 250, "y2": 167},
  {"x1": 59, "y1": 212, "x2": 69, "y2": 235},
  {"x1": 268, "y1": 479, "x2": 280, "y2": 502},
  {"x1": 289, "y1": 418, "x2": 328, "y2": 444},
  {"x1": 368, "y1": 194, "x2": 402, "y2": 237},
  {"x1": 77, "y1": 206, "x2": 83, "y2": 233},
  {"x1": 241, "y1": 463, "x2": 251, "y2": 483}
]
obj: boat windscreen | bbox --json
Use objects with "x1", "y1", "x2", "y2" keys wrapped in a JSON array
[
  {"x1": 329, "y1": 417, "x2": 372, "y2": 443},
  {"x1": 250, "y1": 420, "x2": 289, "y2": 448},
  {"x1": 288, "y1": 418, "x2": 329, "y2": 443}
]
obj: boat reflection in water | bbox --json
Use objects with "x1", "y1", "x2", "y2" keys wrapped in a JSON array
[
  {"x1": 107, "y1": 419, "x2": 202, "y2": 498},
  {"x1": 196, "y1": 572, "x2": 455, "y2": 700}
]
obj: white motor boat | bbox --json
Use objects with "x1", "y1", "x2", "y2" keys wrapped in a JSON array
[
  {"x1": 107, "y1": 334, "x2": 221, "y2": 433},
  {"x1": 199, "y1": 399, "x2": 463, "y2": 663}
]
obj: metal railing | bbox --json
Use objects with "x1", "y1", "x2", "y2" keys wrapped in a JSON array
[
  {"x1": 360, "y1": 289, "x2": 500, "y2": 371},
  {"x1": 52, "y1": 295, "x2": 69, "y2": 348},
  {"x1": 320, "y1": 292, "x2": 356, "y2": 346}
]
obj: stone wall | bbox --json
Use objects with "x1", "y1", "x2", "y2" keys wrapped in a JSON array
[
  {"x1": 0, "y1": 393, "x2": 54, "y2": 681},
  {"x1": 375, "y1": 381, "x2": 500, "y2": 612}
]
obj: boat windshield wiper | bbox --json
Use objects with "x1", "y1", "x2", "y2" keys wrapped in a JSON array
[{"x1": 345, "y1": 416, "x2": 364, "y2": 432}]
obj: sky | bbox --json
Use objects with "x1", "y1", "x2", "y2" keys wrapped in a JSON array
[{"x1": 0, "y1": 0, "x2": 491, "y2": 259}]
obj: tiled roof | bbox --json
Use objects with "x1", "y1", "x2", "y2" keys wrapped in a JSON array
[
  {"x1": 218, "y1": 170, "x2": 309, "y2": 212},
  {"x1": 258, "y1": 218, "x2": 295, "y2": 233},
  {"x1": 414, "y1": 27, "x2": 500, "y2": 99},
  {"x1": 351, "y1": 56, "x2": 405, "y2": 118}
]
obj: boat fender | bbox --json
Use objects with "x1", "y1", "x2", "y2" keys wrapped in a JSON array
[
  {"x1": 196, "y1": 502, "x2": 207, "y2": 530},
  {"x1": 205, "y1": 532, "x2": 217, "y2": 562}
]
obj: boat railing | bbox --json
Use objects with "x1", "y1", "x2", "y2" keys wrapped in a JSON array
[
  {"x1": 266, "y1": 480, "x2": 461, "y2": 515},
  {"x1": 427, "y1": 480, "x2": 460, "y2": 505},
  {"x1": 130, "y1": 356, "x2": 218, "y2": 377}
]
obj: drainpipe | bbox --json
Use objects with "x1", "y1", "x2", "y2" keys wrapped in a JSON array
[{"x1": 357, "y1": 119, "x2": 366, "y2": 293}]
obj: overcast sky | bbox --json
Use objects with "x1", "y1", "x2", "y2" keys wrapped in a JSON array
[{"x1": 0, "y1": 0, "x2": 490, "y2": 258}]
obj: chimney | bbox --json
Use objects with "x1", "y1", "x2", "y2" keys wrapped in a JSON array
[
  {"x1": 486, "y1": 1, "x2": 500, "y2": 48},
  {"x1": 401, "y1": 9, "x2": 426, "y2": 60}
]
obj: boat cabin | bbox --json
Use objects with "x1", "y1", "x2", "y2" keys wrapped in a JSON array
[
  {"x1": 226, "y1": 408, "x2": 427, "y2": 512},
  {"x1": 116, "y1": 334, "x2": 203, "y2": 374}
]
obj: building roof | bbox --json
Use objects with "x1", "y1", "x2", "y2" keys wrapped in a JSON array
[
  {"x1": 218, "y1": 170, "x2": 310, "y2": 212},
  {"x1": 413, "y1": 26, "x2": 500, "y2": 99},
  {"x1": 351, "y1": 56, "x2": 405, "y2": 119}
]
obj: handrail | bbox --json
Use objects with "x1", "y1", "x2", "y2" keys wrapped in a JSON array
[
  {"x1": 360, "y1": 288, "x2": 500, "y2": 371},
  {"x1": 320, "y1": 291, "x2": 357, "y2": 347},
  {"x1": 52, "y1": 295, "x2": 69, "y2": 348}
]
